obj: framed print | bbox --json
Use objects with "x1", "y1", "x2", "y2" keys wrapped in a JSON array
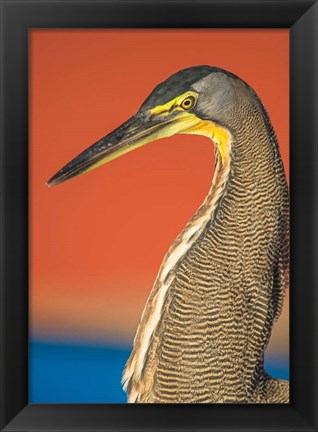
[{"x1": 0, "y1": 0, "x2": 317, "y2": 431}]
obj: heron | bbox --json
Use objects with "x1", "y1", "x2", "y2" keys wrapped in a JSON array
[{"x1": 48, "y1": 66, "x2": 289, "y2": 404}]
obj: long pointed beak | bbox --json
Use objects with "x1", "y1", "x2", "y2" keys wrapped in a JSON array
[{"x1": 47, "y1": 112, "x2": 180, "y2": 187}]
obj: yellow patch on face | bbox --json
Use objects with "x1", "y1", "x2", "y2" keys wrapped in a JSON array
[
  {"x1": 149, "y1": 92, "x2": 229, "y2": 164},
  {"x1": 182, "y1": 116, "x2": 230, "y2": 165},
  {"x1": 149, "y1": 91, "x2": 198, "y2": 116}
]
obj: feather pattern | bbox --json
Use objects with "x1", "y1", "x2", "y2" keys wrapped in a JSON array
[{"x1": 123, "y1": 75, "x2": 289, "y2": 403}]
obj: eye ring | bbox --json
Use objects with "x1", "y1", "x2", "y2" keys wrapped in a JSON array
[{"x1": 180, "y1": 95, "x2": 196, "y2": 110}]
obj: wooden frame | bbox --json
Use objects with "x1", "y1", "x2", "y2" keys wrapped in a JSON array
[{"x1": 0, "y1": 0, "x2": 317, "y2": 430}]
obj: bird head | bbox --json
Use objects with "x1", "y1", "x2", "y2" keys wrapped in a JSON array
[{"x1": 47, "y1": 66, "x2": 245, "y2": 187}]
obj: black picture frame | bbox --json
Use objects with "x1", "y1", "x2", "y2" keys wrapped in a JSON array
[{"x1": 0, "y1": 0, "x2": 317, "y2": 431}]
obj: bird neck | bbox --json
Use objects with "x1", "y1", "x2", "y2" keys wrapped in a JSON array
[
  {"x1": 122, "y1": 133, "x2": 233, "y2": 400},
  {"x1": 123, "y1": 107, "x2": 286, "y2": 402}
]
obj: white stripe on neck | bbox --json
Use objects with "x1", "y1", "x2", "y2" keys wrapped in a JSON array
[{"x1": 122, "y1": 131, "x2": 232, "y2": 400}]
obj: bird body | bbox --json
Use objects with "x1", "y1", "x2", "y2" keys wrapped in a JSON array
[
  {"x1": 48, "y1": 66, "x2": 289, "y2": 404},
  {"x1": 123, "y1": 76, "x2": 289, "y2": 403}
]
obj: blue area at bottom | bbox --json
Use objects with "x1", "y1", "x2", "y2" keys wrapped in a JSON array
[
  {"x1": 29, "y1": 340, "x2": 289, "y2": 403},
  {"x1": 29, "y1": 341, "x2": 131, "y2": 403}
]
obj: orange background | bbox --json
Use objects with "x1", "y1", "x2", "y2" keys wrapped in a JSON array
[{"x1": 29, "y1": 29, "x2": 289, "y2": 357}]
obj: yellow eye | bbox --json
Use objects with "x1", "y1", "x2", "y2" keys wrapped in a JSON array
[{"x1": 180, "y1": 95, "x2": 196, "y2": 110}]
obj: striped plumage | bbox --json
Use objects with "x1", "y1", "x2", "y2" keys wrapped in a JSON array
[
  {"x1": 48, "y1": 65, "x2": 289, "y2": 404},
  {"x1": 122, "y1": 68, "x2": 289, "y2": 403}
]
